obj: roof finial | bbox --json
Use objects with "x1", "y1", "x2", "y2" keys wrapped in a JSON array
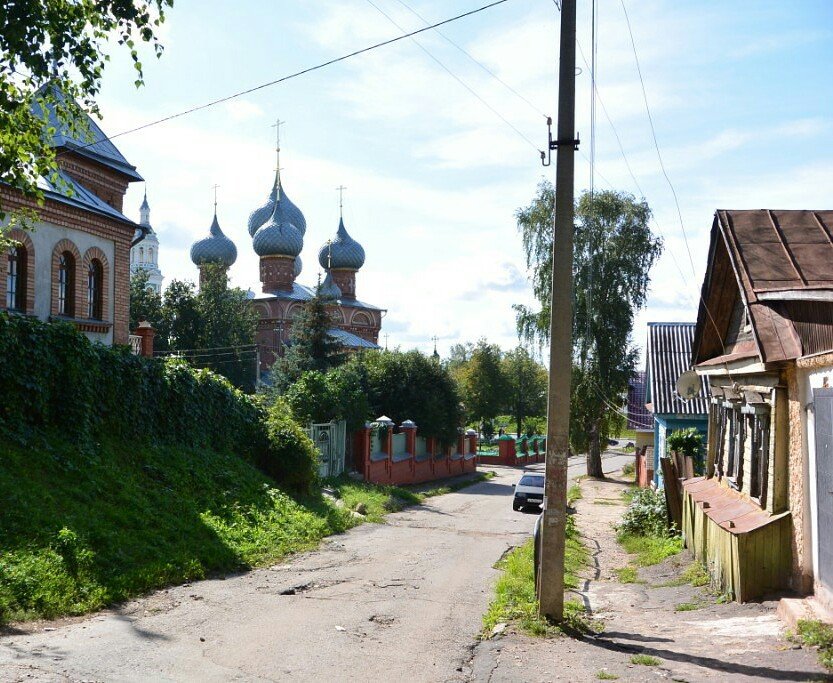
[
  {"x1": 336, "y1": 185, "x2": 347, "y2": 218},
  {"x1": 212, "y1": 183, "x2": 220, "y2": 215},
  {"x1": 271, "y1": 118, "x2": 284, "y2": 188}
]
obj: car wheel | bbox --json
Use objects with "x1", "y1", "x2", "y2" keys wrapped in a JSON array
[{"x1": 512, "y1": 500, "x2": 521, "y2": 511}]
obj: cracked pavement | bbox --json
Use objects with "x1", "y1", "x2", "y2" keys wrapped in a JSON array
[{"x1": 0, "y1": 455, "x2": 630, "y2": 682}]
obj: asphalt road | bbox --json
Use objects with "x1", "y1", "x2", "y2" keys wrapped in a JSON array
[{"x1": 0, "y1": 452, "x2": 632, "y2": 683}]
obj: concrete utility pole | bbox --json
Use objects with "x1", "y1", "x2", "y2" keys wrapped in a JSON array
[{"x1": 538, "y1": 0, "x2": 577, "y2": 621}]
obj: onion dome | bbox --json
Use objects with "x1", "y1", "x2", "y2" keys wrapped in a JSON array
[
  {"x1": 247, "y1": 172, "x2": 307, "y2": 237},
  {"x1": 317, "y1": 217, "x2": 366, "y2": 270},
  {"x1": 190, "y1": 212, "x2": 237, "y2": 268},
  {"x1": 252, "y1": 200, "x2": 303, "y2": 258},
  {"x1": 293, "y1": 255, "x2": 302, "y2": 278},
  {"x1": 319, "y1": 271, "x2": 342, "y2": 301}
]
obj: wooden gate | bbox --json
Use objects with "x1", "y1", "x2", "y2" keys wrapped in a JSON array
[
  {"x1": 814, "y1": 388, "x2": 833, "y2": 593},
  {"x1": 307, "y1": 420, "x2": 347, "y2": 479}
]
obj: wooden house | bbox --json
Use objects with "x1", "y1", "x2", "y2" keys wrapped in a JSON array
[
  {"x1": 687, "y1": 209, "x2": 833, "y2": 604},
  {"x1": 644, "y1": 322, "x2": 710, "y2": 484}
]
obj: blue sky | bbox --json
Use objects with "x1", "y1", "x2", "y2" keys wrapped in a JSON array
[{"x1": 94, "y1": 0, "x2": 833, "y2": 358}]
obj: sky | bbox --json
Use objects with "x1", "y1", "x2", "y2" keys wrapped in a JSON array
[{"x1": 93, "y1": 0, "x2": 833, "y2": 361}]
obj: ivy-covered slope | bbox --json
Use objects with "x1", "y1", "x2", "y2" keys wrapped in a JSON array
[{"x1": 0, "y1": 434, "x2": 349, "y2": 624}]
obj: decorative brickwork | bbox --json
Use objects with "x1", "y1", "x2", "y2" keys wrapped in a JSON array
[
  {"x1": 57, "y1": 155, "x2": 130, "y2": 212},
  {"x1": 82, "y1": 246, "x2": 110, "y2": 321},
  {"x1": 0, "y1": 228, "x2": 36, "y2": 315},
  {"x1": 0, "y1": 182, "x2": 135, "y2": 344},
  {"x1": 50, "y1": 239, "x2": 83, "y2": 318},
  {"x1": 260, "y1": 255, "x2": 295, "y2": 292},
  {"x1": 331, "y1": 269, "x2": 356, "y2": 299}
]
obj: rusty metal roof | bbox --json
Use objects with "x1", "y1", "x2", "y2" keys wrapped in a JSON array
[
  {"x1": 645, "y1": 323, "x2": 710, "y2": 416},
  {"x1": 694, "y1": 210, "x2": 833, "y2": 364}
]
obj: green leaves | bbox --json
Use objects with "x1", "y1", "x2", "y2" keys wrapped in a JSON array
[{"x1": 0, "y1": 0, "x2": 173, "y2": 208}]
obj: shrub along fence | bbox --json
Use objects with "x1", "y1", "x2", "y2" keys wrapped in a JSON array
[
  {"x1": 0, "y1": 314, "x2": 317, "y2": 492},
  {"x1": 476, "y1": 435, "x2": 546, "y2": 466}
]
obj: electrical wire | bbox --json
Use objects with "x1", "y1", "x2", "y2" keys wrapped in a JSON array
[
  {"x1": 56, "y1": 0, "x2": 516, "y2": 157},
  {"x1": 363, "y1": 0, "x2": 540, "y2": 152},
  {"x1": 390, "y1": 0, "x2": 548, "y2": 119}
]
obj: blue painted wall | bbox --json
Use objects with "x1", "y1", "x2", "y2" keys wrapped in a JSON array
[{"x1": 653, "y1": 414, "x2": 708, "y2": 487}]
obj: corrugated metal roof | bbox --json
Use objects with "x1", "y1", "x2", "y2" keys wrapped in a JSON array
[
  {"x1": 252, "y1": 283, "x2": 382, "y2": 311},
  {"x1": 626, "y1": 371, "x2": 653, "y2": 430},
  {"x1": 694, "y1": 210, "x2": 833, "y2": 363},
  {"x1": 37, "y1": 169, "x2": 136, "y2": 225},
  {"x1": 32, "y1": 85, "x2": 142, "y2": 181},
  {"x1": 327, "y1": 327, "x2": 380, "y2": 349},
  {"x1": 646, "y1": 322, "x2": 709, "y2": 416}
]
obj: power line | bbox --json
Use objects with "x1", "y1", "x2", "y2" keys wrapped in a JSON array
[
  {"x1": 56, "y1": 0, "x2": 516, "y2": 157},
  {"x1": 363, "y1": 0, "x2": 540, "y2": 152},
  {"x1": 618, "y1": 0, "x2": 696, "y2": 278},
  {"x1": 390, "y1": 0, "x2": 547, "y2": 118}
]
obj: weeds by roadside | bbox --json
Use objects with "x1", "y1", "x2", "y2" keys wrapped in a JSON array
[
  {"x1": 483, "y1": 506, "x2": 596, "y2": 638},
  {"x1": 792, "y1": 619, "x2": 833, "y2": 670},
  {"x1": 596, "y1": 671, "x2": 619, "y2": 680},
  {"x1": 329, "y1": 471, "x2": 496, "y2": 523},
  {"x1": 630, "y1": 654, "x2": 661, "y2": 666},
  {"x1": 656, "y1": 561, "x2": 710, "y2": 588}
]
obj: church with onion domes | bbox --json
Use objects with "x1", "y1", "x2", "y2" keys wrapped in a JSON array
[{"x1": 188, "y1": 127, "x2": 384, "y2": 377}]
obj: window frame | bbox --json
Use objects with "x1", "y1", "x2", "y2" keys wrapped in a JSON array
[
  {"x1": 58, "y1": 251, "x2": 76, "y2": 317},
  {"x1": 87, "y1": 259, "x2": 104, "y2": 320}
]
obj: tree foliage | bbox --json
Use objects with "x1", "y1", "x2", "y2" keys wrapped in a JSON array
[
  {"x1": 270, "y1": 283, "x2": 344, "y2": 391},
  {"x1": 128, "y1": 268, "x2": 162, "y2": 332},
  {"x1": 0, "y1": 0, "x2": 172, "y2": 227},
  {"x1": 501, "y1": 346, "x2": 548, "y2": 438},
  {"x1": 515, "y1": 183, "x2": 662, "y2": 475},
  {"x1": 457, "y1": 339, "x2": 508, "y2": 425},
  {"x1": 129, "y1": 264, "x2": 259, "y2": 390}
]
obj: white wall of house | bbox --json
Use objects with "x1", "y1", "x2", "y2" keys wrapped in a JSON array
[
  {"x1": 798, "y1": 362, "x2": 833, "y2": 610},
  {"x1": 30, "y1": 220, "x2": 116, "y2": 345}
]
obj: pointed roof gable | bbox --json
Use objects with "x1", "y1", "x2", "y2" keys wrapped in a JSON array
[
  {"x1": 31, "y1": 85, "x2": 142, "y2": 181},
  {"x1": 693, "y1": 210, "x2": 833, "y2": 365}
]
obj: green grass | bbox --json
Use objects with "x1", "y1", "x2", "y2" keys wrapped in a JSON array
[
  {"x1": 657, "y1": 561, "x2": 710, "y2": 588},
  {"x1": 615, "y1": 566, "x2": 640, "y2": 584},
  {"x1": 617, "y1": 532, "x2": 683, "y2": 567},
  {"x1": 0, "y1": 433, "x2": 357, "y2": 625},
  {"x1": 795, "y1": 619, "x2": 833, "y2": 670},
  {"x1": 596, "y1": 672, "x2": 619, "y2": 680},
  {"x1": 621, "y1": 486, "x2": 638, "y2": 503},
  {"x1": 328, "y1": 471, "x2": 497, "y2": 523},
  {"x1": 483, "y1": 515, "x2": 591, "y2": 637},
  {"x1": 630, "y1": 654, "x2": 661, "y2": 666},
  {"x1": 567, "y1": 483, "x2": 583, "y2": 505},
  {"x1": 593, "y1": 499, "x2": 622, "y2": 506},
  {"x1": 0, "y1": 433, "x2": 494, "y2": 626},
  {"x1": 621, "y1": 462, "x2": 635, "y2": 477},
  {"x1": 674, "y1": 602, "x2": 702, "y2": 612}
]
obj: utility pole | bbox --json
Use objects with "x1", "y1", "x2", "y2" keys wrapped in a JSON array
[{"x1": 538, "y1": 0, "x2": 577, "y2": 621}]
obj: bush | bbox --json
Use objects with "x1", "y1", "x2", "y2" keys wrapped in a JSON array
[
  {"x1": 261, "y1": 399, "x2": 319, "y2": 494},
  {"x1": 0, "y1": 313, "x2": 267, "y2": 458},
  {"x1": 617, "y1": 487, "x2": 669, "y2": 537},
  {"x1": 666, "y1": 427, "x2": 702, "y2": 458}
]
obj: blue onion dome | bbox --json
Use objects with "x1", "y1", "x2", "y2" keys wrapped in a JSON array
[
  {"x1": 317, "y1": 217, "x2": 366, "y2": 270},
  {"x1": 190, "y1": 213, "x2": 237, "y2": 267},
  {"x1": 319, "y1": 271, "x2": 342, "y2": 301},
  {"x1": 293, "y1": 255, "x2": 302, "y2": 278},
  {"x1": 247, "y1": 173, "x2": 307, "y2": 237},
  {"x1": 253, "y1": 200, "x2": 303, "y2": 258}
]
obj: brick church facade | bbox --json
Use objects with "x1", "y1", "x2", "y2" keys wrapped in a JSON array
[
  {"x1": 0, "y1": 87, "x2": 144, "y2": 345},
  {"x1": 189, "y1": 141, "x2": 384, "y2": 377}
]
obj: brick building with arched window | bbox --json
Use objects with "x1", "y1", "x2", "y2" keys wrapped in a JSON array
[{"x1": 0, "y1": 86, "x2": 143, "y2": 345}]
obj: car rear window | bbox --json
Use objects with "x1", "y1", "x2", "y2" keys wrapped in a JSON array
[{"x1": 519, "y1": 475, "x2": 544, "y2": 487}]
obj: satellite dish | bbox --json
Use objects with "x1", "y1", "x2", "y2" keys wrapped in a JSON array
[{"x1": 676, "y1": 370, "x2": 701, "y2": 400}]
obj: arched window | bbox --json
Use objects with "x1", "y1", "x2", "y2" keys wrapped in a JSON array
[
  {"x1": 139, "y1": 247, "x2": 144, "y2": 262},
  {"x1": 6, "y1": 245, "x2": 27, "y2": 312},
  {"x1": 58, "y1": 251, "x2": 75, "y2": 317},
  {"x1": 87, "y1": 259, "x2": 104, "y2": 320},
  {"x1": 148, "y1": 247, "x2": 154, "y2": 263}
]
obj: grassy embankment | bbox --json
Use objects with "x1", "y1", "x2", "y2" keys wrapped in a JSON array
[
  {"x1": 0, "y1": 433, "x2": 493, "y2": 625},
  {"x1": 482, "y1": 484, "x2": 591, "y2": 636}
]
